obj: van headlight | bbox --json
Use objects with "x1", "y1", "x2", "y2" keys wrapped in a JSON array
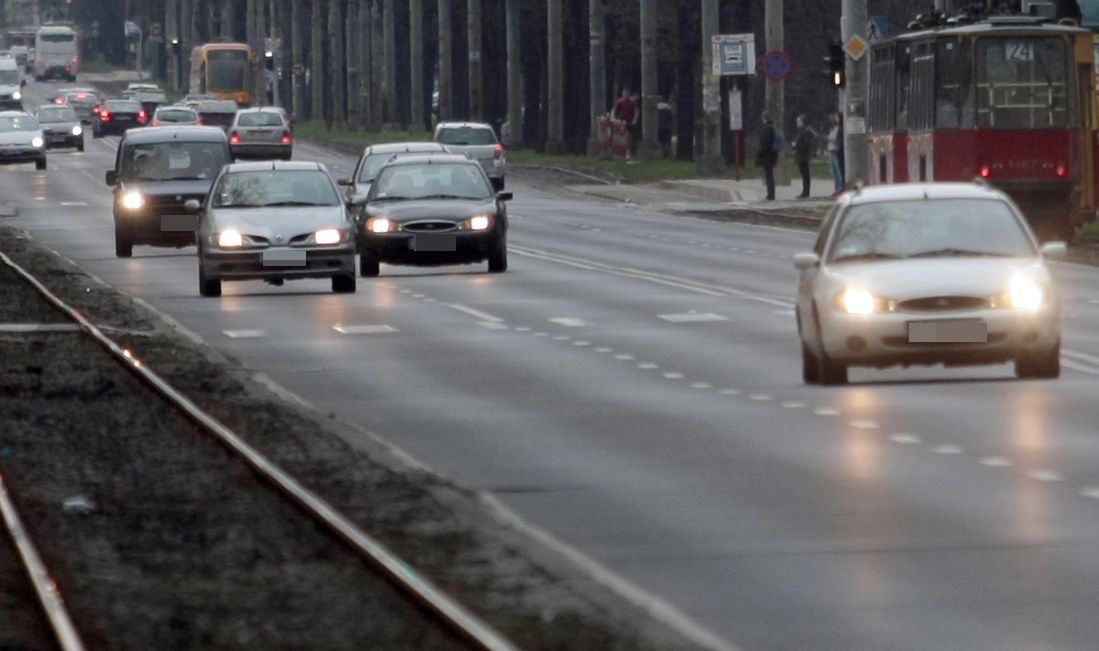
[{"x1": 121, "y1": 190, "x2": 144, "y2": 210}]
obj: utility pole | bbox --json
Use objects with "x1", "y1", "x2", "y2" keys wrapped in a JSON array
[
  {"x1": 586, "y1": 0, "x2": 605, "y2": 155},
  {"x1": 639, "y1": 0, "x2": 660, "y2": 159},
  {"x1": 506, "y1": 0, "x2": 522, "y2": 147},
  {"x1": 180, "y1": 0, "x2": 192, "y2": 86},
  {"x1": 166, "y1": 0, "x2": 178, "y2": 92},
  {"x1": 546, "y1": 0, "x2": 563, "y2": 152},
  {"x1": 468, "y1": 0, "x2": 482, "y2": 121},
  {"x1": 347, "y1": 0, "x2": 358, "y2": 127},
  {"x1": 291, "y1": 0, "x2": 304, "y2": 119},
  {"x1": 254, "y1": 0, "x2": 266, "y2": 105},
  {"x1": 371, "y1": 0, "x2": 383, "y2": 128},
  {"x1": 842, "y1": 0, "x2": 868, "y2": 185},
  {"x1": 358, "y1": 0, "x2": 371, "y2": 128},
  {"x1": 437, "y1": 0, "x2": 452, "y2": 122},
  {"x1": 410, "y1": 0, "x2": 425, "y2": 131},
  {"x1": 383, "y1": 0, "x2": 397, "y2": 127},
  {"x1": 765, "y1": 0, "x2": 788, "y2": 184},
  {"x1": 698, "y1": 0, "x2": 724, "y2": 175},
  {"x1": 311, "y1": 0, "x2": 324, "y2": 120}
]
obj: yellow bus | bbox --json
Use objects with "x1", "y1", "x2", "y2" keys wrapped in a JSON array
[{"x1": 189, "y1": 43, "x2": 253, "y2": 106}]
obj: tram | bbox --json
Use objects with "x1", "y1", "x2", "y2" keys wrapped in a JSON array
[{"x1": 867, "y1": 17, "x2": 1096, "y2": 240}]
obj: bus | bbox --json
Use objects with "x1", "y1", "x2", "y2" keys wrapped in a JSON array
[
  {"x1": 867, "y1": 17, "x2": 1096, "y2": 240},
  {"x1": 34, "y1": 24, "x2": 78, "y2": 82},
  {"x1": 190, "y1": 43, "x2": 253, "y2": 106}
]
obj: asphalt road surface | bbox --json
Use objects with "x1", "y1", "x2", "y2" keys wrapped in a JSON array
[{"x1": 8, "y1": 80, "x2": 1099, "y2": 651}]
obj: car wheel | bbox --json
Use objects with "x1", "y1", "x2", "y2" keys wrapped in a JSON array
[
  {"x1": 35, "y1": 158, "x2": 46, "y2": 171},
  {"x1": 487, "y1": 242, "x2": 508, "y2": 273},
  {"x1": 198, "y1": 264, "x2": 222, "y2": 297},
  {"x1": 1015, "y1": 340, "x2": 1060, "y2": 379},
  {"x1": 818, "y1": 353, "x2": 848, "y2": 385},
  {"x1": 801, "y1": 342, "x2": 820, "y2": 385},
  {"x1": 331, "y1": 273, "x2": 357, "y2": 293},
  {"x1": 77, "y1": 141, "x2": 84, "y2": 152},
  {"x1": 359, "y1": 250, "x2": 380, "y2": 277},
  {"x1": 114, "y1": 229, "x2": 132, "y2": 258}
]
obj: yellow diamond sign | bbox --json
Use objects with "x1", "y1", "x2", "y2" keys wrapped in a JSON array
[{"x1": 843, "y1": 35, "x2": 869, "y2": 61}]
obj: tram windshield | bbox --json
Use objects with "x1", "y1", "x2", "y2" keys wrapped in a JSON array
[{"x1": 976, "y1": 36, "x2": 1071, "y2": 129}]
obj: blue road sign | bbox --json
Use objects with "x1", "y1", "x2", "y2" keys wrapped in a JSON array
[{"x1": 761, "y1": 51, "x2": 792, "y2": 81}]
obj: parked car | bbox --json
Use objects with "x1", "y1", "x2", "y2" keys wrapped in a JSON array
[
  {"x1": 191, "y1": 160, "x2": 357, "y2": 296},
  {"x1": 105, "y1": 126, "x2": 231, "y2": 257},
  {"x1": 0, "y1": 110, "x2": 46, "y2": 170},
  {"x1": 794, "y1": 182, "x2": 1064, "y2": 385},
  {"x1": 433, "y1": 121, "x2": 506, "y2": 190},
  {"x1": 93, "y1": 99, "x2": 147, "y2": 137},
  {"x1": 227, "y1": 107, "x2": 293, "y2": 160},
  {"x1": 34, "y1": 104, "x2": 83, "y2": 151},
  {"x1": 356, "y1": 153, "x2": 510, "y2": 276},
  {"x1": 195, "y1": 99, "x2": 239, "y2": 130},
  {"x1": 151, "y1": 105, "x2": 200, "y2": 127}
]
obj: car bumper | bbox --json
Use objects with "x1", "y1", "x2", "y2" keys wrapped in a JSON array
[
  {"x1": 230, "y1": 143, "x2": 291, "y2": 159},
  {"x1": 201, "y1": 245, "x2": 356, "y2": 280},
  {"x1": 0, "y1": 148, "x2": 44, "y2": 163},
  {"x1": 44, "y1": 134, "x2": 81, "y2": 148},
  {"x1": 115, "y1": 210, "x2": 200, "y2": 248},
  {"x1": 818, "y1": 307, "x2": 1060, "y2": 367},
  {"x1": 362, "y1": 230, "x2": 502, "y2": 266}
]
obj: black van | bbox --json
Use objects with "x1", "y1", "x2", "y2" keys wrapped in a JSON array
[{"x1": 106, "y1": 126, "x2": 230, "y2": 258}]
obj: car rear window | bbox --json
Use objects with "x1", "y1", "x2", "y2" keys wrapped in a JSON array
[
  {"x1": 200, "y1": 101, "x2": 239, "y2": 113},
  {"x1": 157, "y1": 109, "x2": 196, "y2": 122},
  {"x1": 435, "y1": 127, "x2": 497, "y2": 146},
  {"x1": 237, "y1": 112, "x2": 284, "y2": 127},
  {"x1": 105, "y1": 100, "x2": 141, "y2": 112}
]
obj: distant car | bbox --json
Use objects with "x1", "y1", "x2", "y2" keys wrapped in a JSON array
[
  {"x1": 105, "y1": 126, "x2": 231, "y2": 258},
  {"x1": 151, "y1": 105, "x2": 199, "y2": 127},
  {"x1": 0, "y1": 58, "x2": 24, "y2": 110},
  {"x1": 433, "y1": 121, "x2": 506, "y2": 190},
  {"x1": 0, "y1": 111, "x2": 46, "y2": 169},
  {"x1": 180, "y1": 93, "x2": 216, "y2": 109},
  {"x1": 126, "y1": 82, "x2": 162, "y2": 92},
  {"x1": 129, "y1": 89, "x2": 168, "y2": 116},
  {"x1": 192, "y1": 160, "x2": 357, "y2": 296},
  {"x1": 794, "y1": 183, "x2": 1065, "y2": 385},
  {"x1": 34, "y1": 104, "x2": 83, "y2": 151},
  {"x1": 195, "y1": 99, "x2": 239, "y2": 130},
  {"x1": 227, "y1": 107, "x2": 293, "y2": 160},
  {"x1": 357, "y1": 153, "x2": 510, "y2": 276},
  {"x1": 341, "y1": 141, "x2": 449, "y2": 208},
  {"x1": 93, "y1": 99, "x2": 148, "y2": 137},
  {"x1": 60, "y1": 90, "x2": 98, "y2": 124}
]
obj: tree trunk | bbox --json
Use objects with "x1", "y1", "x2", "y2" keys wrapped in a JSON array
[
  {"x1": 437, "y1": 0, "x2": 452, "y2": 122},
  {"x1": 639, "y1": 0, "x2": 660, "y2": 159},
  {"x1": 221, "y1": 0, "x2": 234, "y2": 39},
  {"x1": 358, "y1": 0, "x2": 371, "y2": 128},
  {"x1": 383, "y1": 0, "x2": 398, "y2": 126},
  {"x1": 291, "y1": 0, "x2": 305, "y2": 118},
  {"x1": 311, "y1": 0, "x2": 325, "y2": 121},
  {"x1": 329, "y1": 0, "x2": 345, "y2": 125},
  {"x1": 346, "y1": 0, "x2": 358, "y2": 128},
  {"x1": 370, "y1": 0, "x2": 384, "y2": 128},
  {"x1": 545, "y1": 0, "x2": 563, "y2": 152},
  {"x1": 505, "y1": 0, "x2": 521, "y2": 147},
  {"x1": 166, "y1": 0, "x2": 179, "y2": 92},
  {"x1": 587, "y1": 0, "x2": 604, "y2": 155},
  {"x1": 467, "y1": 0, "x2": 482, "y2": 122},
  {"x1": 408, "y1": 0, "x2": 425, "y2": 132}
]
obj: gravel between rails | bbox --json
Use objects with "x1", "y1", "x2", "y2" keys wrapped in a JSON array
[
  {"x1": 0, "y1": 226, "x2": 697, "y2": 650},
  {"x1": 0, "y1": 510, "x2": 57, "y2": 651}
]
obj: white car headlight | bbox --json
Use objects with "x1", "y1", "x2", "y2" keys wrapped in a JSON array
[
  {"x1": 839, "y1": 288, "x2": 876, "y2": 315},
  {"x1": 71, "y1": 125, "x2": 82, "y2": 136},
  {"x1": 1008, "y1": 277, "x2": 1044, "y2": 310},
  {"x1": 314, "y1": 228, "x2": 341, "y2": 245},
  {"x1": 121, "y1": 190, "x2": 144, "y2": 210},
  {"x1": 218, "y1": 229, "x2": 243, "y2": 248},
  {"x1": 12, "y1": 90, "x2": 21, "y2": 100},
  {"x1": 468, "y1": 215, "x2": 491, "y2": 231},
  {"x1": 368, "y1": 217, "x2": 393, "y2": 234},
  {"x1": 30, "y1": 135, "x2": 43, "y2": 148}
]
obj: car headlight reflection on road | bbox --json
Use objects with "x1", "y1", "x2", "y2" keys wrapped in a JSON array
[
  {"x1": 314, "y1": 228, "x2": 341, "y2": 245},
  {"x1": 1008, "y1": 276, "x2": 1044, "y2": 310},
  {"x1": 121, "y1": 190, "x2": 144, "y2": 210},
  {"x1": 468, "y1": 215, "x2": 491, "y2": 231},
  {"x1": 368, "y1": 217, "x2": 394, "y2": 233},
  {"x1": 30, "y1": 135, "x2": 43, "y2": 148},
  {"x1": 218, "y1": 229, "x2": 243, "y2": 248},
  {"x1": 71, "y1": 125, "x2": 82, "y2": 136},
  {"x1": 839, "y1": 288, "x2": 877, "y2": 315}
]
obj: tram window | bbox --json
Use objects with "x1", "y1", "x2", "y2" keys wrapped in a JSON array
[
  {"x1": 935, "y1": 40, "x2": 965, "y2": 129},
  {"x1": 976, "y1": 37, "x2": 1070, "y2": 129},
  {"x1": 910, "y1": 42, "x2": 935, "y2": 131}
]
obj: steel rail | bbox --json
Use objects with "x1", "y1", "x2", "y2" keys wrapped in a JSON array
[
  {"x1": 0, "y1": 473, "x2": 87, "y2": 651},
  {"x1": 0, "y1": 250, "x2": 521, "y2": 651}
]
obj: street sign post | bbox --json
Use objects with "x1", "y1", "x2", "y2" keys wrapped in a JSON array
[
  {"x1": 711, "y1": 34, "x2": 756, "y2": 77},
  {"x1": 729, "y1": 87, "x2": 743, "y2": 180}
]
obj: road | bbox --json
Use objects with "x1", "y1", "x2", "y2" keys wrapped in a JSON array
[{"x1": 8, "y1": 80, "x2": 1099, "y2": 651}]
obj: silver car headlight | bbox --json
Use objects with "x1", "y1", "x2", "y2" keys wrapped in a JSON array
[
  {"x1": 120, "y1": 190, "x2": 144, "y2": 210},
  {"x1": 314, "y1": 228, "x2": 342, "y2": 245},
  {"x1": 30, "y1": 135, "x2": 43, "y2": 148},
  {"x1": 463, "y1": 214, "x2": 492, "y2": 231},
  {"x1": 217, "y1": 229, "x2": 244, "y2": 248},
  {"x1": 71, "y1": 125, "x2": 82, "y2": 136},
  {"x1": 836, "y1": 288, "x2": 877, "y2": 315},
  {"x1": 1007, "y1": 276, "x2": 1044, "y2": 310}
]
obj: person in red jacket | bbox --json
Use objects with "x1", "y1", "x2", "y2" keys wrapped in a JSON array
[{"x1": 612, "y1": 86, "x2": 639, "y2": 159}]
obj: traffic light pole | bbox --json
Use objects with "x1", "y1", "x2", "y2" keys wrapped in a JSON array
[{"x1": 841, "y1": 0, "x2": 868, "y2": 186}]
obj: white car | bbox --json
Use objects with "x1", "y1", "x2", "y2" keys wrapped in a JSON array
[{"x1": 794, "y1": 183, "x2": 1064, "y2": 385}]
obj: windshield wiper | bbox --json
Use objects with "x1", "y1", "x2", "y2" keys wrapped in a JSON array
[
  {"x1": 831, "y1": 252, "x2": 902, "y2": 263},
  {"x1": 416, "y1": 194, "x2": 484, "y2": 200},
  {"x1": 260, "y1": 200, "x2": 331, "y2": 207},
  {"x1": 163, "y1": 175, "x2": 209, "y2": 181},
  {"x1": 905, "y1": 248, "x2": 1008, "y2": 258}
]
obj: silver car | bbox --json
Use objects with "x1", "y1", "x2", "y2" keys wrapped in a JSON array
[
  {"x1": 0, "y1": 110, "x2": 46, "y2": 169},
  {"x1": 433, "y1": 121, "x2": 505, "y2": 190},
  {"x1": 151, "y1": 105, "x2": 199, "y2": 126},
  {"x1": 794, "y1": 183, "x2": 1064, "y2": 385},
  {"x1": 340, "y1": 141, "x2": 449, "y2": 207},
  {"x1": 191, "y1": 161, "x2": 356, "y2": 296},
  {"x1": 34, "y1": 104, "x2": 83, "y2": 151},
  {"x1": 228, "y1": 107, "x2": 292, "y2": 160}
]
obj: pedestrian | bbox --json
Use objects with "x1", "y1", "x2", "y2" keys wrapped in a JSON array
[
  {"x1": 756, "y1": 111, "x2": 778, "y2": 201},
  {"x1": 657, "y1": 97, "x2": 673, "y2": 158},
  {"x1": 612, "y1": 86, "x2": 639, "y2": 160},
  {"x1": 827, "y1": 112, "x2": 845, "y2": 195},
  {"x1": 793, "y1": 114, "x2": 819, "y2": 198}
]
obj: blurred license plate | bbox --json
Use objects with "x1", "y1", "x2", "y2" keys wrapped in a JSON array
[
  {"x1": 160, "y1": 214, "x2": 196, "y2": 232},
  {"x1": 262, "y1": 250, "x2": 306, "y2": 266},
  {"x1": 411, "y1": 233, "x2": 456, "y2": 252},
  {"x1": 908, "y1": 319, "x2": 987, "y2": 343}
]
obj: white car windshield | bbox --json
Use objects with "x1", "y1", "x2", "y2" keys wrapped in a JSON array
[
  {"x1": 827, "y1": 198, "x2": 1036, "y2": 262},
  {"x1": 0, "y1": 116, "x2": 39, "y2": 132},
  {"x1": 36, "y1": 107, "x2": 76, "y2": 122},
  {"x1": 370, "y1": 163, "x2": 492, "y2": 201},
  {"x1": 213, "y1": 170, "x2": 340, "y2": 208},
  {"x1": 0, "y1": 70, "x2": 18, "y2": 85}
]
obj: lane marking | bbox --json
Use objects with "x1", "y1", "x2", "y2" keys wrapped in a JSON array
[
  {"x1": 222, "y1": 329, "x2": 266, "y2": 339},
  {"x1": 690, "y1": 382, "x2": 712, "y2": 389},
  {"x1": 658, "y1": 312, "x2": 727, "y2": 323},
  {"x1": 1080, "y1": 487, "x2": 1099, "y2": 499},
  {"x1": 932, "y1": 445, "x2": 963, "y2": 454},
  {"x1": 446, "y1": 303, "x2": 504, "y2": 323},
  {"x1": 663, "y1": 372, "x2": 684, "y2": 379},
  {"x1": 59, "y1": 200, "x2": 88, "y2": 207},
  {"x1": 979, "y1": 456, "x2": 1012, "y2": 467},
  {"x1": 888, "y1": 433, "x2": 921, "y2": 444},
  {"x1": 595, "y1": 347, "x2": 613, "y2": 353},
  {"x1": 719, "y1": 388, "x2": 741, "y2": 395},
  {"x1": 749, "y1": 394, "x2": 772, "y2": 401},
  {"x1": 332, "y1": 324, "x2": 398, "y2": 335},
  {"x1": 638, "y1": 362, "x2": 659, "y2": 369},
  {"x1": 849, "y1": 419, "x2": 879, "y2": 429},
  {"x1": 479, "y1": 322, "x2": 509, "y2": 330},
  {"x1": 614, "y1": 353, "x2": 635, "y2": 360},
  {"x1": 513, "y1": 327, "x2": 531, "y2": 332},
  {"x1": 813, "y1": 407, "x2": 840, "y2": 416},
  {"x1": 1028, "y1": 471, "x2": 1064, "y2": 482},
  {"x1": 573, "y1": 340, "x2": 591, "y2": 347},
  {"x1": 1060, "y1": 359, "x2": 1099, "y2": 376},
  {"x1": 780, "y1": 401, "x2": 804, "y2": 409},
  {"x1": 550, "y1": 317, "x2": 588, "y2": 327}
]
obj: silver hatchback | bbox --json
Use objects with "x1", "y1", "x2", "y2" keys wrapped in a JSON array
[{"x1": 228, "y1": 107, "x2": 292, "y2": 160}]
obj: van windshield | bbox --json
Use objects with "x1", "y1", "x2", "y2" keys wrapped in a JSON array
[{"x1": 121, "y1": 141, "x2": 227, "y2": 182}]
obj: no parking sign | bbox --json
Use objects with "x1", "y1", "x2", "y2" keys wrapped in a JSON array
[{"x1": 760, "y1": 51, "x2": 792, "y2": 81}]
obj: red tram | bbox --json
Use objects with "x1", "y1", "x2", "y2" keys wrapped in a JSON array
[{"x1": 867, "y1": 18, "x2": 1096, "y2": 239}]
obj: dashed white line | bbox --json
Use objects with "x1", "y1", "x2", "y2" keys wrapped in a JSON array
[
  {"x1": 658, "y1": 312, "x2": 727, "y2": 323},
  {"x1": 979, "y1": 456, "x2": 1013, "y2": 468},
  {"x1": 813, "y1": 407, "x2": 840, "y2": 416},
  {"x1": 888, "y1": 433, "x2": 921, "y2": 444},
  {"x1": 595, "y1": 347, "x2": 613, "y2": 353},
  {"x1": 719, "y1": 389, "x2": 741, "y2": 395},
  {"x1": 1079, "y1": 487, "x2": 1099, "y2": 500},
  {"x1": 638, "y1": 362, "x2": 659, "y2": 370},
  {"x1": 690, "y1": 382, "x2": 712, "y2": 389},
  {"x1": 1028, "y1": 471, "x2": 1064, "y2": 482},
  {"x1": 550, "y1": 317, "x2": 588, "y2": 327},
  {"x1": 332, "y1": 324, "x2": 398, "y2": 335},
  {"x1": 849, "y1": 419, "x2": 879, "y2": 429},
  {"x1": 446, "y1": 303, "x2": 504, "y2": 323},
  {"x1": 780, "y1": 401, "x2": 804, "y2": 409},
  {"x1": 513, "y1": 327, "x2": 531, "y2": 332},
  {"x1": 663, "y1": 372, "x2": 684, "y2": 379},
  {"x1": 749, "y1": 394, "x2": 772, "y2": 401},
  {"x1": 479, "y1": 322, "x2": 509, "y2": 330},
  {"x1": 614, "y1": 354, "x2": 635, "y2": 360},
  {"x1": 932, "y1": 445, "x2": 963, "y2": 454},
  {"x1": 554, "y1": 335, "x2": 571, "y2": 341},
  {"x1": 222, "y1": 329, "x2": 266, "y2": 339},
  {"x1": 573, "y1": 340, "x2": 592, "y2": 347}
]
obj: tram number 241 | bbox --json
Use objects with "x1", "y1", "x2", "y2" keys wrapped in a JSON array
[{"x1": 1005, "y1": 40, "x2": 1035, "y2": 62}]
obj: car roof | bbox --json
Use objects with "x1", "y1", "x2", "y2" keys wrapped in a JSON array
[
  {"x1": 236, "y1": 106, "x2": 284, "y2": 113},
  {"x1": 841, "y1": 182, "x2": 1008, "y2": 207},
  {"x1": 381, "y1": 153, "x2": 479, "y2": 167},
  {"x1": 223, "y1": 160, "x2": 325, "y2": 173},
  {"x1": 120, "y1": 126, "x2": 229, "y2": 144},
  {"x1": 435, "y1": 121, "x2": 494, "y2": 130},
  {"x1": 34, "y1": 104, "x2": 74, "y2": 112},
  {"x1": 363, "y1": 141, "x2": 447, "y2": 155}
]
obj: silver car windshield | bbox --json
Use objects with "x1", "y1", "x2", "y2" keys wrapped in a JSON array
[
  {"x1": 212, "y1": 170, "x2": 340, "y2": 208},
  {"x1": 0, "y1": 116, "x2": 39, "y2": 132},
  {"x1": 827, "y1": 199, "x2": 1036, "y2": 262},
  {"x1": 36, "y1": 107, "x2": 76, "y2": 122},
  {"x1": 370, "y1": 163, "x2": 493, "y2": 201},
  {"x1": 121, "y1": 141, "x2": 228, "y2": 181}
]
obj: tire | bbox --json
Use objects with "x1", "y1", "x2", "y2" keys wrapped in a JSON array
[
  {"x1": 76, "y1": 141, "x2": 84, "y2": 152},
  {"x1": 34, "y1": 158, "x2": 45, "y2": 171},
  {"x1": 818, "y1": 353, "x2": 848, "y2": 385},
  {"x1": 198, "y1": 263, "x2": 222, "y2": 297},
  {"x1": 1015, "y1": 340, "x2": 1060, "y2": 379},
  {"x1": 487, "y1": 242, "x2": 508, "y2": 273},
  {"x1": 114, "y1": 228, "x2": 132, "y2": 258},
  {"x1": 331, "y1": 273, "x2": 356, "y2": 293},
  {"x1": 359, "y1": 250, "x2": 379, "y2": 277},
  {"x1": 801, "y1": 342, "x2": 820, "y2": 385}
]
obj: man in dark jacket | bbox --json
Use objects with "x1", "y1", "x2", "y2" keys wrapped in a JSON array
[
  {"x1": 756, "y1": 111, "x2": 778, "y2": 201},
  {"x1": 793, "y1": 114, "x2": 819, "y2": 198}
]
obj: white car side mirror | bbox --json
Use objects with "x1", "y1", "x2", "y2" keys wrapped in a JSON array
[
  {"x1": 793, "y1": 252, "x2": 820, "y2": 270},
  {"x1": 1040, "y1": 242, "x2": 1067, "y2": 258}
]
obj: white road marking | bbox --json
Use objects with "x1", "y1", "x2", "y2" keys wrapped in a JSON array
[
  {"x1": 780, "y1": 401, "x2": 804, "y2": 409},
  {"x1": 222, "y1": 329, "x2": 266, "y2": 338},
  {"x1": 932, "y1": 445, "x2": 963, "y2": 454},
  {"x1": 1079, "y1": 487, "x2": 1099, "y2": 500},
  {"x1": 690, "y1": 382, "x2": 712, "y2": 389},
  {"x1": 663, "y1": 372, "x2": 684, "y2": 379},
  {"x1": 332, "y1": 324, "x2": 398, "y2": 335},
  {"x1": 551, "y1": 317, "x2": 588, "y2": 327},
  {"x1": 59, "y1": 201, "x2": 88, "y2": 207},
  {"x1": 813, "y1": 407, "x2": 840, "y2": 416},
  {"x1": 749, "y1": 394, "x2": 772, "y2": 401},
  {"x1": 658, "y1": 312, "x2": 727, "y2": 323},
  {"x1": 719, "y1": 388, "x2": 741, "y2": 395},
  {"x1": 412, "y1": 293, "x2": 425, "y2": 298},
  {"x1": 888, "y1": 433, "x2": 921, "y2": 444},
  {"x1": 513, "y1": 326, "x2": 531, "y2": 332},
  {"x1": 554, "y1": 335, "x2": 571, "y2": 341},
  {"x1": 446, "y1": 303, "x2": 504, "y2": 322},
  {"x1": 533, "y1": 332, "x2": 548, "y2": 337},
  {"x1": 638, "y1": 362, "x2": 659, "y2": 369},
  {"x1": 979, "y1": 456, "x2": 1013, "y2": 467},
  {"x1": 614, "y1": 353, "x2": 635, "y2": 360},
  {"x1": 772, "y1": 309, "x2": 795, "y2": 317},
  {"x1": 849, "y1": 419, "x2": 879, "y2": 429},
  {"x1": 573, "y1": 340, "x2": 591, "y2": 346},
  {"x1": 479, "y1": 322, "x2": 509, "y2": 330},
  {"x1": 1028, "y1": 470, "x2": 1064, "y2": 482},
  {"x1": 595, "y1": 347, "x2": 613, "y2": 353},
  {"x1": 1060, "y1": 359, "x2": 1099, "y2": 376}
]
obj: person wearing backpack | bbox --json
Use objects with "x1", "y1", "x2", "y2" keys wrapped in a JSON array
[{"x1": 755, "y1": 111, "x2": 779, "y2": 201}]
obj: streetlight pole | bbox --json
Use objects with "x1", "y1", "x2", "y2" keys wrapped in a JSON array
[
  {"x1": 841, "y1": 0, "x2": 868, "y2": 186},
  {"x1": 699, "y1": 0, "x2": 724, "y2": 175}
]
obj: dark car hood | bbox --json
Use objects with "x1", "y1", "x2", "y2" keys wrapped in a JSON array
[
  {"x1": 120, "y1": 179, "x2": 213, "y2": 196},
  {"x1": 365, "y1": 198, "x2": 496, "y2": 221}
]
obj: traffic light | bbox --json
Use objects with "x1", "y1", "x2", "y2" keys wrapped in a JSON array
[{"x1": 824, "y1": 43, "x2": 845, "y2": 87}]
